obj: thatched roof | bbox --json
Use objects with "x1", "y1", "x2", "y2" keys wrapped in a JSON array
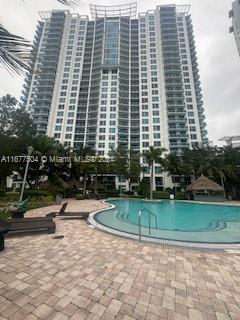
[{"x1": 186, "y1": 176, "x2": 224, "y2": 192}]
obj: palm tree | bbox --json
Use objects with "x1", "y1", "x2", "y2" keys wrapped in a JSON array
[
  {"x1": 165, "y1": 153, "x2": 183, "y2": 194},
  {"x1": 0, "y1": 25, "x2": 31, "y2": 75},
  {"x1": 70, "y1": 145, "x2": 95, "y2": 195},
  {"x1": 0, "y1": 0, "x2": 82, "y2": 74},
  {"x1": 204, "y1": 155, "x2": 235, "y2": 201},
  {"x1": 143, "y1": 147, "x2": 166, "y2": 200}
]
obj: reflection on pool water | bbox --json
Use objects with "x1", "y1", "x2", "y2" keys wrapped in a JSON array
[{"x1": 94, "y1": 199, "x2": 240, "y2": 243}]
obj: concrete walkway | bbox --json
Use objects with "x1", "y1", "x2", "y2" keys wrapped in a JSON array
[{"x1": 1, "y1": 200, "x2": 240, "y2": 319}]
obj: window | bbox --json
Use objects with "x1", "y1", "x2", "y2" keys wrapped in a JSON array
[
  {"x1": 155, "y1": 167, "x2": 161, "y2": 174},
  {"x1": 154, "y1": 133, "x2": 160, "y2": 139},
  {"x1": 154, "y1": 141, "x2": 161, "y2": 147}
]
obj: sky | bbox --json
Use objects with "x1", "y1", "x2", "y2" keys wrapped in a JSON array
[{"x1": 1, "y1": 0, "x2": 240, "y2": 146}]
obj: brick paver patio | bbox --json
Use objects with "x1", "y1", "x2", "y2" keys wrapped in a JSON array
[{"x1": 1, "y1": 200, "x2": 240, "y2": 319}]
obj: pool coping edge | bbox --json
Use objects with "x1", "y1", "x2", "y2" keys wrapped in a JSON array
[{"x1": 88, "y1": 199, "x2": 240, "y2": 251}]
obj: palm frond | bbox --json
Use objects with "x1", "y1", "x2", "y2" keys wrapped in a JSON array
[{"x1": 0, "y1": 24, "x2": 31, "y2": 75}]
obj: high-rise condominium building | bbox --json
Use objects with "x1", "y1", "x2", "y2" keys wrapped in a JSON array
[
  {"x1": 21, "y1": 3, "x2": 207, "y2": 190},
  {"x1": 219, "y1": 135, "x2": 240, "y2": 148},
  {"x1": 229, "y1": 0, "x2": 240, "y2": 56}
]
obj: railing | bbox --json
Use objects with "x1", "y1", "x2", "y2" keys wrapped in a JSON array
[{"x1": 138, "y1": 208, "x2": 158, "y2": 243}]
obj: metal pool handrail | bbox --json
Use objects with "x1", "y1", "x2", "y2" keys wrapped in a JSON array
[{"x1": 138, "y1": 208, "x2": 158, "y2": 243}]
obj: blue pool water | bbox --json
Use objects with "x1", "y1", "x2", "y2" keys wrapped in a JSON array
[{"x1": 94, "y1": 199, "x2": 240, "y2": 243}]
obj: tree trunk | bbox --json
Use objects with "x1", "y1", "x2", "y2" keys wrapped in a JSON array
[
  {"x1": 94, "y1": 169, "x2": 98, "y2": 195},
  {"x1": 83, "y1": 171, "x2": 87, "y2": 195},
  {"x1": 220, "y1": 175, "x2": 226, "y2": 201},
  {"x1": 150, "y1": 162, "x2": 154, "y2": 200},
  {"x1": 128, "y1": 179, "x2": 131, "y2": 192},
  {"x1": 34, "y1": 167, "x2": 40, "y2": 190},
  {"x1": 172, "y1": 176, "x2": 176, "y2": 196}
]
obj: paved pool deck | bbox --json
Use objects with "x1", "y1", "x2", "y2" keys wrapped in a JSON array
[{"x1": 1, "y1": 200, "x2": 240, "y2": 320}]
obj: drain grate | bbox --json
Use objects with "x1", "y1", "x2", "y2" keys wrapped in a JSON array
[{"x1": 53, "y1": 235, "x2": 64, "y2": 239}]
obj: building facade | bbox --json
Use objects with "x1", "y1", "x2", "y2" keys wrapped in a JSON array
[
  {"x1": 219, "y1": 135, "x2": 240, "y2": 148},
  {"x1": 21, "y1": 3, "x2": 207, "y2": 190},
  {"x1": 229, "y1": 0, "x2": 240, "y2": 56}
]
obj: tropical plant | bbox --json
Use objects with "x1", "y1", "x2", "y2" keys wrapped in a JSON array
[
  {"x1": 71, "y1": 146, "x2": 95, "y2": 195},
  {"x1": 165, "y1": 153, "x2": 183, "y2": 193},
  {"x1": 111, "y1": 147, "x2": 142, "y2": 192},
  {"x1": 143, "y1": 147, "x2": 167, "y2": 200},
  {"x1": 0, "y1": 24, "x2": 31, "y2": 75},
  {"x1": 0, "y1": 0, "x2": 83, "y2": 74}
]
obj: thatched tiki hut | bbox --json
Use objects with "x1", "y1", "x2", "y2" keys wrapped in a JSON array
[{"x1": 186, "y1": 176, "x2": 225, "y2": 202}]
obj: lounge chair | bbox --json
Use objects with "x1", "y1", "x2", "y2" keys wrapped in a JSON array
[
  {"x1": 8, "y1": 216, "x2": 56, "y2": 235},
  {"x1": 46, "y1": 202, "x2": 68, "y2": 217},
  {"x1": 59, "y1": 211, "x2": 90, "y2": 219},
  {"x1": 0, "y1": 219, "x2": 10, "y2": 251},
  {"x1": 57, "y1": 202, "x2": 90, "y2": 219}
]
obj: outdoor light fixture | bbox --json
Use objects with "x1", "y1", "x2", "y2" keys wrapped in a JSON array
[{"x1": 19, "y1": 146, "x2": 34, "y2": 202}]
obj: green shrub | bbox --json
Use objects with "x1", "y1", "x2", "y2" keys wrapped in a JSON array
[
  {"x1": 23, "y1": 190, "x2": 51, "y2": 199},
  {"x1": 0, "y1": 190, "x2": 6, "y2": 197},
  {"x1": 28, "y1": 201, "x2": 54, "y2": 210},
  {"x1": 153, "y1": 191, "x2": 169, "y2": 199},
  {"x1": 63, "y1": 188, "x2": 74, "y2": 198},
  {"x1": 138, "y1": 180, "x2": 150, "y2": 198},
  {"x1": 0, "y1": 209, "x2": 10, "y2": 221},
  {"x1": 104, "y1": 190, "x2": 120, "y2": 197},
  {"x1": 175, "y1": 192, "x2": 185, "y2": 200},
  {"x1": 165, "y1": 187, "x2": 174, "y2": 194},
  {"x1": 124, "y1": 191, "x2": 134, "y2": 196},
  {"x1": 76, "y1": 194, "x2": 90, "y2": 200},
  {"x1": 4, "y1": 192, "x2": 19, "y2": 202}
]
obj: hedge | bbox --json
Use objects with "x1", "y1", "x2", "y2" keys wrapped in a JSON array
[{"x1": 153, "y1": 191, "x2": 170, "y2": 199}]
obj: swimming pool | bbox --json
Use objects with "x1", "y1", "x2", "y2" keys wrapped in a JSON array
[{"x1": 90, "y1": 199, "x2": 240, "y2": 244}]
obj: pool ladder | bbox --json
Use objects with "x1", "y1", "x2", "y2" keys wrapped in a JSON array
[{"x1": 138, "y1": 208, "x2": 158, "y2": 243}]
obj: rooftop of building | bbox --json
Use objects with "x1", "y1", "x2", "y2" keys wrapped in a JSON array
[{"x1": 39, "y1": 3, "x2": 191, "y2": 21}]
